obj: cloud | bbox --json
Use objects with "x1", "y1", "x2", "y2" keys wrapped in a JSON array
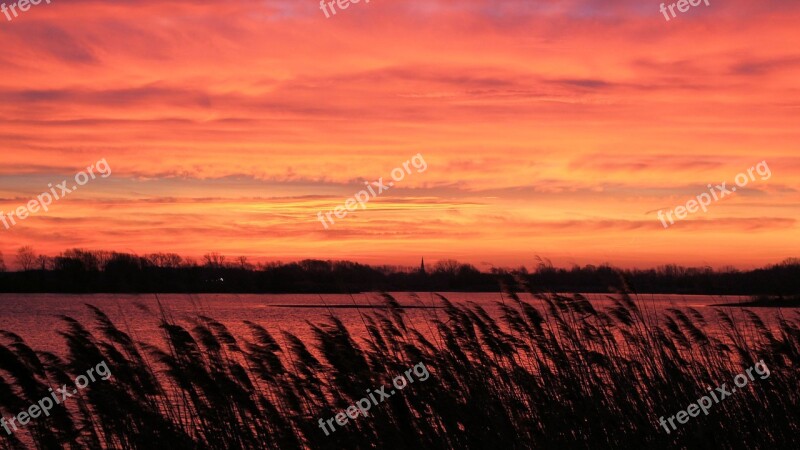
[{"x1": 0, "y1": 0, "x2": 798, "y2": 267}]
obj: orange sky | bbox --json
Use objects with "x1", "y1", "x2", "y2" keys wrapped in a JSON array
[{"x1": 0, "y1": 0, "x2": 798, "y2": 270}]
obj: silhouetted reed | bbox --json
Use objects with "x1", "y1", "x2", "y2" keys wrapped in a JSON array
[{"x1": 0, "y1": 285, "x2": 797, "y2": 449}]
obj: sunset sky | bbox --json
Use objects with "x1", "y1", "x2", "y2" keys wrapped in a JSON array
[{"x1": 0, "y1": 0, "x2": 798, "y2": 270}]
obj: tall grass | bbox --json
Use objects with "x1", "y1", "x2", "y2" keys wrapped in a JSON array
[{"x1": 0, "y1": 285, "x2": 797, "y2": 449}]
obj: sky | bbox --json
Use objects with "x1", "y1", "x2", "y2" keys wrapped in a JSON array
[{"x1": 0, "y1": 0, "x2": 798, "y2": 270}]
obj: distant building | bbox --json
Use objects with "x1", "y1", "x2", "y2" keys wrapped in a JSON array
[{"x1": 420, "y1": 257, "x2": 426, "y2": 274}]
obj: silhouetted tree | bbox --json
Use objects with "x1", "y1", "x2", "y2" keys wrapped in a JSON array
[
  {"x1": 36, "y1": 254, "x2": 52, "y2": 271},
  {"x1": 236, "y1": 256, "x2": 253, "y2": 270},
  {"x1": 16, "y1": 246, "x2": 37, "y2": 271},
  {"x1": 147, "y1": 253, "x2": 183, "y2": 268},
  {"x1": 203, "y1": 252, "x2": 226, "y2": 268},
  {"x1": 60, "y1": 249, "x2": 100, "y2": 271},
  {"x1": 433, "y1": 259, "x2": 460, "y2": 276}
]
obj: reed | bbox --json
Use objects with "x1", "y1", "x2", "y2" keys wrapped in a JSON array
[{"x1": 0, "y1": 285, "x2": 797, "y2": 449}]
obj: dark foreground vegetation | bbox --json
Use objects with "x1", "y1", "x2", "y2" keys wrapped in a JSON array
[
  {"x1": 1, "y1": 247, "x2": 799, "y2": 294},
  {"x1": 0, "y1": 284, "x2": 798, "y2": 449}
]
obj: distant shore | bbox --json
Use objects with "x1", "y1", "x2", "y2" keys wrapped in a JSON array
[
  {"x1": 712, "y1": 296, "x2": 800, "y2": 308},
  {"x1": 0, "y1": 255, "x2": 798, "y2": 296}
]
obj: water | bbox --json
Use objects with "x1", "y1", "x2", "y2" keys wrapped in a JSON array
[{"x1": 0, "y1": 292, "x2": 788, "y2": 356}]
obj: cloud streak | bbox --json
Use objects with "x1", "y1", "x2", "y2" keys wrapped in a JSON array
[{"x1": 0, "y1": 0, "x2": 798, "y2": 268}]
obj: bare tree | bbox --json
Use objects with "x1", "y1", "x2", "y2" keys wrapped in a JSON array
[
  {"x1": 16, "y1": 246, "x2": 38, "y2": 271},
  {"x1": 163, "y1": 253, "x2": 183, "y2": 268},
  {"x1": 60, "y1": 249, "x2": 100, "y2": 271},
  {"x1": 0, "y1": 252, "x2": 6, "y2": 272},
  {"x1": 147, "y1": 253, "x2": 183, "y2": 268},
  {"x1": 36, "y1": 254, "x2": 52, "y2": 271},
  {"x1": 203, "y1": 252, "x2": 226, "y2": 268},
  {"x1": 94, "y1": 251, "x2": 113, "y2": 270},
  {"x1": 236, "y1": 256, "x2": 253, "y2": 270},
  {"x1": 146, "y1": 253, "x2": 166, "y2": 268},
  {"x1": 433, "y1": 259, "x2": 460, "y2": 276}
]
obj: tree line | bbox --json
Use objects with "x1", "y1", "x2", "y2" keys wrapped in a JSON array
[{"x1": 0, "y1": 247, "x2": 798, "y2": 295}]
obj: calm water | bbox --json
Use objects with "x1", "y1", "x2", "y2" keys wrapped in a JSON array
[{"x1": 0, "y1": 292, "x2": 787, "y2": 356}]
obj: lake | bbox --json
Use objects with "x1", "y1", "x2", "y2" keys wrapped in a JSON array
[{"x1": 0, "y1": 292, "x2": 789, "y2": 357}]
